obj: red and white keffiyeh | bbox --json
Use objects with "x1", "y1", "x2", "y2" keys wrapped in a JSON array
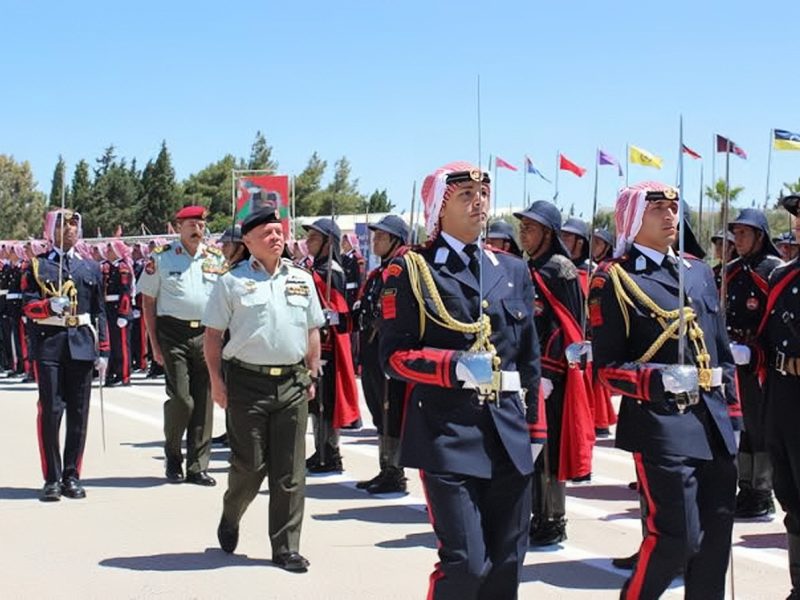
[
  {"x1": 614, "y1": 181, "x2": 677, "y2": 258},
  {"x1": 421, "y1": 161, "x2": 488, "y2": 238}
]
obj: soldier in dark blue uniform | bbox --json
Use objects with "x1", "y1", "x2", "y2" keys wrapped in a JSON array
[
  {"x1": 561, "y1": 217, "x2": 591, "y2": 271},
  {"x1": 21, "y1": 209, "x2": 110, "y2": 501},
  {"x1": 761, "y1": 194, "x2": 800, "y2": 600},
  {"x1": 4, "y1": 244, "x2": 28, "y2": 377},
  {"x1": 589, "y1": 181, "x2": 742, "y2": 600},
  {"x1": 591, "y1": 227, "x2": 615, "y2": 263},
  {"x1": 724, "y1": 209, "x2": 783, "y2": 518},
  {"x1": 380, "y1": 161, "x2": 542, "y2": 600},
  {"x1": 354, "y1": 214, "x2": 409, "y2": 494}
]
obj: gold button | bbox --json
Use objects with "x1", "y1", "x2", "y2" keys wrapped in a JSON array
[{"x1": 482, "y1": 300, "x2": 489, "y2": 308}]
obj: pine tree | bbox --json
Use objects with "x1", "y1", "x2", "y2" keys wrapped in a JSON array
[
  {"x1": 0, "y1": 155, "x2": 47, "y2": 238},
  {"x1": 366, "y1": 188, "x2": 394, "y2": 213},
  {"x1": 318, "y1": 157, "x2": 364, "y2": 215},
  {"x1": 247, "y1": 130, "x2": 278, "y2": 172},
  {"x1": 70, "y1": 160, "x2": 92, "y2": 213},
  {"x1": 49, "y1": 155, "x2": 67, "y2": 206},
  {"x1": 294, "y1": 152, "x2": 327, "y2": 216},
  {"x1": 139, "y1": 141, "x2": 178, "y2": 234}
]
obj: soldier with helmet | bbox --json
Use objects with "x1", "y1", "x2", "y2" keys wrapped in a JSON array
[
  {"x1": 514, "y1": 200, "x2": 594, "y2": 547},
  {"x1": 354, "y1": 214, "x2": 410, "y2": 494},
  {"x1": 302, "y1": 218, "x2": 360, "y2": 473},
  {"x1": 484, "y1": 219, "x2": 523, "y2": 257},
  {"x1": 725, "y1": 208, "x2": 783, "y2": 518}
]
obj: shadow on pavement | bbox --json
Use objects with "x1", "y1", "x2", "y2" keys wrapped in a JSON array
[
  {"x1": 0, "y1": 487, "x2": 42, "y2": 500},
  {"x1": 312, "y1": 504, "x2": 428, "y2": 525},
  {"x1": 567, "y1": 484, "x2": 638, "y2": 502},
  {"x1": 120, "y1": 440, "x2": 164, "y2": 449},
  {"x1": 339, "y1": 428, "x2": 377, "y2": 439},
  {"x1": 521, "y1": 558, "x2": 626, "y2": 589},
  {"x1": 83, "y1": 476, "x2": 167, "y2": 489},
  {"x1": 375, "y1": 531, "x2": 437, "y2": 549},
  {"x1": 738, "y1": 532, "x2": 787, "y2": 550},
  {"x1": 601, "y1": 506, "x2": 641, "y2": 521},
  {"x1": 344, "y1": 438, "x2": 380, "y2": 447},
  {"x1": 100, "y1": 548, "x2": 270, "y2": 571},
  {"x1": 304, "y1": 481, "x2": 366, "y2": 501}
]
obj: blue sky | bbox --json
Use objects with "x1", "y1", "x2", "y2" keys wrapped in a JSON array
[{"x1": 3, "y1": 1, "x2": 800, "y2": 220}]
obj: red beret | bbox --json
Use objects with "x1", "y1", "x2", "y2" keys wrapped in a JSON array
[{"x1": 175, "y1": 205, "x2": 208, "y2": 220}]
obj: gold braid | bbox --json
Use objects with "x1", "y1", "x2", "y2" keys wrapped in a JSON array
[
  {"x1": 607, "y1": 263, "x2": 713, "y2": 390},
  {"x1": 403, "y1": 251, "x2": 501, "y2": 370},
  {"x1": 31, "y1": 258, "x2": 78, "y2": 315}
]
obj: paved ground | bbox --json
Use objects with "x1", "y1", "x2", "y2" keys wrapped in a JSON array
[{"x1": 0, "y1": 371, "x2": 790, "y2": 599}]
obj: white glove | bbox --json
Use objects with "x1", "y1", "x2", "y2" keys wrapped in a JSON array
[
  {"x1": 455, "y1": 351, "x2": 494, "y2": 388},
  {"x1": 540, "y1": 377, "x2": 554, "y2": 399},
  {"x1": 132, "y1": 309, "x2": 141, "y2": 319},
  {"x1": 661, "y1": 365, "x2": 699, "y2": 395},
  {"x1": 49, "y1": 296, "x2": 70, "y2": 316},
  {"x1": 95, "y1": 357, "x2": 108, "y2": 379},
  {"x1": 116, "y1": 317, "x2": 128, "y2": 328},
  {"x1": 565, "y1": 341, "x2": 593, "y2": 364},
  {"x1": 324, "y1": 309, "x2": 340, "y2": 326},
  {"x1": 729, "y1": 343, "x2": 751, "y2": 366}
]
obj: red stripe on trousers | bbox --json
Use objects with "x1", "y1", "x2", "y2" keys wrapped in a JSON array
[
  {"x1": 626, "y1": 452, "x2": 659, "y2": 599},
  {"x1": 419, "y1": 470, "x2": 446, "y2": 600},
  {"x1": 120, "y1": 325, "x2": 130, "y2": 382}
]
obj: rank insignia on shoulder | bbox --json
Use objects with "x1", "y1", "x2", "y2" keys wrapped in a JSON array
[
  {"x1": 153, "y1": 244, "x2": 170, "y2": 254},
  {"x1": 386, "y1": 263, "x2": 403, "y2": 278},
  {"x1": 286, "y1": 283, "x2": 310, "y2": 296},
  {"x1": 485, "y1": 248, "x2": 498, "y2": 266},
  {"x1": 635, "y1": 256, "x2": 647, "y2": 272}
]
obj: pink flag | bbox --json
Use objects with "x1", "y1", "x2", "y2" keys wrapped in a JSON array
[{"x1": 495, "y1": 156, "x2": 518, "y2": 171}]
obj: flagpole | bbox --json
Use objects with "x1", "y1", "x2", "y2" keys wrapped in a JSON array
[
  {"x1": 698, "y1": 161, "x2": 705, "y2": 252},
  {"x1": 720, "y1": 143, "x2": 732, "y2": 311},
  {"x1": 523, "y1": 157, "x2": 528, "y2": 209},
  {"x1": 764, "y1": 128, "x2": 774, "y2": 211},
  {"x1": 493, "y1": 157, "x2": 498, "y2": 219},
  {"x1": 553, "y1": 150, "x2": 559, "y2": 203},
  {"x1": 711, "y1": 134, "x2": 717, "y2": 226},
  {"x1": 625, "y1": 143, "x2": 630, "y2": 186},
  {"x1": 409, "y1": 180, "x2": 417, "y2": 244}
]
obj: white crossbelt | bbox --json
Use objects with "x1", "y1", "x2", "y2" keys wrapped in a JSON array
[
  {"x1": 105, "y1": 294, "x2": 120, "y2": 302},
  {"x1": 5, "y1": 292, "x2": 21, "y2": 299},
  {"x1": 36, "y1": 314, "x2": 92, "y2": 327}
]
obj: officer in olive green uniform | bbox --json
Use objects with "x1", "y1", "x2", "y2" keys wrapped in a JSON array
[
  {"x1": 203, "y1": 207, "x2": 324, "y2": 573},
  {"x1": 138, "y1": 205, "x2": 225, "y2": 486}
]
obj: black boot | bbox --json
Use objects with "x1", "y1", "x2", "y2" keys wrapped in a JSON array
[
  {"x1": 307, "y1": 449, "x2": 343, "y2": 474},
  {"x1": 530, "y1": 518, "x2": 567, "y2": 547},
  {"x1": 367, "y1": 467, "x2": 407, "y2": 494},
  {"x1": 357, "y1": 470, "x2": 386, "y2": 490}
]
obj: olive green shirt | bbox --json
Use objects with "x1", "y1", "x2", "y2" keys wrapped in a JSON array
[
  {"x1": 202, "y1": 257, "x2": 325, "y2": 365},
  {"x1": 137, "y1": 241, "x2": 225, "y2": 320}
]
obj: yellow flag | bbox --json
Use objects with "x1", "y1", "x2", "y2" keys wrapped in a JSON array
[{"x1": 629, "y1": 145, "x2": 663, "y2": 169}]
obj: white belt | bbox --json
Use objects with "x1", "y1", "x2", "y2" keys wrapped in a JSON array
[
  {"x1": 105, "y1": 294, "x2": 120, "y2": 302},
  {"x1": 345, "y1": 282, "x2": 359, "y2": 290},
  {"x1": 36, "y1": 314, "x2": 92, "y2": 327},
  {"x1": 5, "y1": 292, "x2": 21, "y2": 300},
  {"x1": 500, "y1": 371, "x2": 522, "y2": 392},
  {"x1": 0, "y1": 289, "x2": 7, "y2": 296}
]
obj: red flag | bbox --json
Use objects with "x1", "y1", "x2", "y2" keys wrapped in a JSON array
[
  {"x1": 495, "y1": 156, "x2": 518, "y2": 171},
  {"x1": 559, "y1": 154, "x2": 587, "y2": 177},
  {"x1": 716, "y1": 135, "x2": 747, "y2": 159},
  {"x1": 682, "y1": 144, "x2": 702, "y2": 160}
]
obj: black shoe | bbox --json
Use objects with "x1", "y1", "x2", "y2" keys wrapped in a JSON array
[
  {"x1": 787, "y1": 589, "x2": 800, "y2": 600},
  {"x1": 530, "y1": 519, "x2": 567, "y2": 547},
  {"x1": 61, "y1": 477, "x2": 86, "y2": 499},
  {"x1": 342, "y1": 418, "x2": 362, "y2": 430},
  {"x1": 356, "y1": 470, "x2": 385, "y2": 490},
  {"x1": 736, "y1": 496, "x2": 775, "y2": 519},
  {"x1": 367, "y1": 468, "x2": 407, "y2": 494},
  {"x1": 21, "y1": 374, "x2": 36, "y2": 384},
  {"x1": 305, "y1": 452, "x2": 319, "y2": 469},
  {"x1": 217, "y1": 517, "x2": 239, "y2": 553},
  {"x1": 595, "y1": 427, "x2": 611, "y2": 438},
  {"x1": 272, "y1": 552, "x2": 310, "y2": 573},
  {"x1": 186, "y1": 471, "x2": 216, "y2": 487},
  {"x1": 165, "y1": 461, "x2": 184, "y2": 483},
  {"x1": 612, "y1": 552, "x2": 639, "y2": 570},
  {"x1": 628, "y1": 481, "x2": 638, "y2": 491},
  {"x1": 307, "y1": 454, "x2": 343, "y2": 474},
  {"x1": 104, "y1": 377, "x2": 122, "y2": 388},
  {"x1": 40, "y1": 482, "x2": 61, "y2": 502},
  {"x1": 212, "y1": 433, "x2": 229, "y2": 447}
]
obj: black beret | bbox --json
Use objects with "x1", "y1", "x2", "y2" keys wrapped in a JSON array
[{"x1": 241, "y1": 208, "x2": 280, "y2": 236}]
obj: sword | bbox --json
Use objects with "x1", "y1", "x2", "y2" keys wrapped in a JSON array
[{"x1": 98, "y1": 372, "x2": 107, "y2": 452}]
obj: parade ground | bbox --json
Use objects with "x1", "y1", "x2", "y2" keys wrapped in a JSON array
[{"x1": 0, "y1": 372, "x2": 789, "y2": 600}]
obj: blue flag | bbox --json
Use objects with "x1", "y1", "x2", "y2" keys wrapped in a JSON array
[{"x1": 525, "y1": 156, "x2": 552, "y2": 183}]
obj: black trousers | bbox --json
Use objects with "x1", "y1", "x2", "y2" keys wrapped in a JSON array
[
  {"x1": 421, "y1": 460, "x2": 532, "y2": 600},
  {"x1": 157, "y1": 317, "x2": 212, "y2": 474},
  {"x1": 621, "y1": 445, "x2": 736, "y2": 600},
  {"x1": 35, "y1": 353, "x2": 94, "y2": 483},
  {"x1": 359, "y1": 332, "x2": 405, "y2": 437},
  {"x1": 768, "y1": 374, "x2": 800, "y2": 534}
]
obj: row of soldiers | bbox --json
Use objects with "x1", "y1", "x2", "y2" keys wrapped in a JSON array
[{"x1": 11, "y1": 172, "x2": 800, "y2": 597}]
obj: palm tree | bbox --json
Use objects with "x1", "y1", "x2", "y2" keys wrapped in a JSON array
[{"x1": 704, "y1": 178, "x2": 745, "y2": 229}]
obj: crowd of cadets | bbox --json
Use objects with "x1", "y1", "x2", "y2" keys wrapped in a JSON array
[{"x1": 4, "y1": 182, "x2": 800, "y2": 598}]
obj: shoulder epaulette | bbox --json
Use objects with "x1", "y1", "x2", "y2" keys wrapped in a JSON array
[
  {"x1": 549, "y1": 254, "x2": 578, "y2": 279},
  {"x1": 205, "y1": 245, "x2": 222, "y2": 256},
  {"x1": 153, "y1": 243, "x2": 170, "y2": 254}
]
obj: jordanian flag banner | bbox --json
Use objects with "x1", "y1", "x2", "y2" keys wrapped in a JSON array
[{"x1": 235, "y1": 174, "x2": 291, "y2": 235}]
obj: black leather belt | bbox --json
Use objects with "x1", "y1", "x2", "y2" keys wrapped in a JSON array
[
  {"x1": 228, "y1": 358, "x2": 305, "y2": 377},
  {"x1": 774, "y1": 351, "x2": 800, "y2": 377},
  {"x1": 159, "y1": 315, "x2": 204, "y2": 329}
]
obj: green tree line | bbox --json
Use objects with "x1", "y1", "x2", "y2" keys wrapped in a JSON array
[{"x1": 0, "y1": 131, "x2": 395, "y2": 239}]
